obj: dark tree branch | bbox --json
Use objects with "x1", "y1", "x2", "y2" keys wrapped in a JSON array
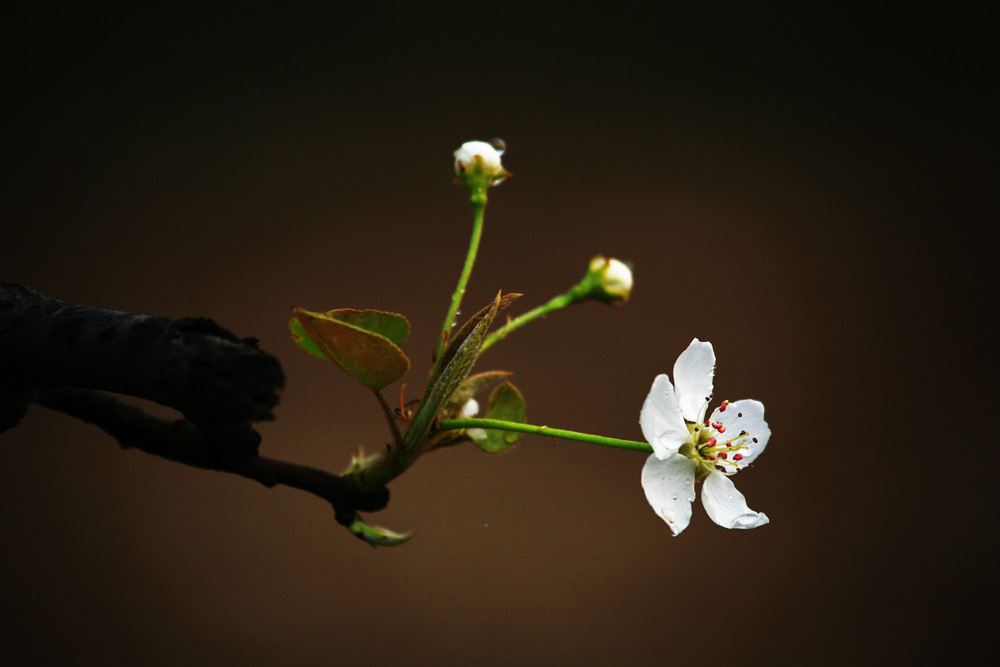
[
  {"x1": 1, "y1": 283, "x2": 388, "y2": 525},
  {"x1": 1, "y1": 283, "x2": 282, "y2": 443},
  {"x1": 33, "y1": 386, "x2": 387, "y2": 518}
]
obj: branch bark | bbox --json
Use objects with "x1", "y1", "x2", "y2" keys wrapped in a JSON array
[
  {"x1": 1, "y1": 283, "x2": 282, "y2": 441},
  {"x1": 1, "y1": 283, "x2": 387, "y2": 524}
]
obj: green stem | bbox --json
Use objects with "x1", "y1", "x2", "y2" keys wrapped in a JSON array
[
  {"x1": 437, "y1": 418, "x2": 652, "y2": 453},
  {"x1": 480, "y1": 285, "x2": 587, "y2": 353},
  {"x1": 436, "y1": 193, "x2": 487, "y2": 366},
  {"x1": 349, "y1": 192, "x2": 489, "y2": 500}
]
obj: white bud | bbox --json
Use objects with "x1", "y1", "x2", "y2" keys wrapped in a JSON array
[
  {"x1": 459, "y1": 398, "x2": 487, "y2": 443},
  {"x1": 586, "y1": 256, "x2": 633, "y2": 303},
  {"x1": 454, "y1": 141, "x2": 504, "y2": 176},
  {"x1": 600, "y1": 258, "x2": 633, "y2": 296}
]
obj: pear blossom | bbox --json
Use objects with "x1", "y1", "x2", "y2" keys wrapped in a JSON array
[{"x1": 639, "y1": 338, "x2": 770, "y2": 536}]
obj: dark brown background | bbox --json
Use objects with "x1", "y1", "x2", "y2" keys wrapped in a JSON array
[{"x1": 2, "y1": 5, "x2": 990, "y2": 666}]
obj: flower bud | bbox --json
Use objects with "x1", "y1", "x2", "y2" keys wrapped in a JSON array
[
  {"x1": 582, "y1": 255, "x2": 633, "y2": 304},
  {"x1": 459, "y1": 398, "x2": 488, "y2": 443},
  {"x1": 454, "y1": 140, "x2": 509, "y2": 189}
]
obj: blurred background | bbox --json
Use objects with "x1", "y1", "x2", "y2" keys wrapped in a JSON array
[{"x1": 2, "y1": 4, "x2": 991, "y2": 665}]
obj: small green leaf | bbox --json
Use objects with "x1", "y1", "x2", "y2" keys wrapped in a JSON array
[
  {"x1": 476, "y1": 381, "x2": 527, "y2": 454},
  {"x1": 293, "y1": 308, "x2": 410, "y2": 391},
  {"x1": 434, "y1": 292, "x2": 521, "y2": 380},
  {"x1": 446, "y1": 370, "x2": 514, "y2": 412},
  {"x1": 348, "y1": 515, "x2": 414, "y2": 547},
  {"x1": 405, "y1": 292, "x2": 520, "y2": 450}
]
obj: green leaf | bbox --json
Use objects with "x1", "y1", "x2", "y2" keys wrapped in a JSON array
[
  {"x1": 434, "y1": 292, "x2": 521, "y2": 382},
  {"x1": 325, "y1": 309, "x2": 409, "y2": 347},
  {"x1": 476, "y1": 381, "x2": 527, "y2": 454},
  {"x1": 292, "y1": 308, "x2": 410, "y2": 391},
  {"x1": 347, "y1": 515, "x2": 414, "y2": 548},
  {"x1": 289, "y1": 317, "x2": 326, "y2": 360},
  {"x1": 405, "y1": 292, "x2": 520, "y2": 450},
  {"x1": 446, "y1": 370, "x2": 514, "y2": 412}
]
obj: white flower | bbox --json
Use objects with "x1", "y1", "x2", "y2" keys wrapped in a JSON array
[
  {"x1": 453, "y1": 140, "x2": 508, "y2": 185},
  {"x1": 639, "y1": 338, "x2": 770, "y2": 536}
]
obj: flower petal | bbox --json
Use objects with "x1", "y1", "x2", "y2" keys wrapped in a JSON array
[
  {"x1": 673, "y1": 338, "x2": 715, "y2": 423},
  {"x1": 710, "y1": 399, "x2": 770, "y2": 469},
  {"x1": 701, "y1": 471, "x2": 769, "y2": 530},
  {"x1": 639, "y1": 374, "x2": 689, "y2": 459},
  {"x1": 641, "y1": 453, "x2": 697, "y2": 536}
]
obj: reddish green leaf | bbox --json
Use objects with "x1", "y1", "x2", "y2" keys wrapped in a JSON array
[
  {"x1": 289, "y1": 317, "x2": 326, "y2": 360},
  {"x1": 434, "y1": 292, "x2": 521, "y2": 380},
  {"x1": 293, "y1": 308, "x2": 410, "y2": 391},
  {"x1": 404, "y1": 292, "x2": 519, "y2": 449},
  {"x1": 325, "y1": 309, "x2": 409, "y2": 347}
]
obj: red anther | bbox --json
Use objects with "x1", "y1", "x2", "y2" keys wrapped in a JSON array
[
  {"x1": 718, "y1": 453, "x2": 728, "y2": 460},
  {"x1": 733, "y1": 453, "x2": 744, "y2": 461},
  {"x1": 711, "y1": 421, "x2": 725, "y2": 433},
  {"x1": 708, "y1": 455, "x2": 716, "y2": 461},
  {"x1": 720, "y1": 400, "x2": 729, "y2": 412},
  {"x1": 705, "y1": 437, "x2": 717, "y2": 447}
]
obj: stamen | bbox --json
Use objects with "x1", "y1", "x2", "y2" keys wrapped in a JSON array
[
  {"x1": 733, "y1": 453, "x2": 743, "y2": 461},
  {"x1": 720, "y1": 400, "x2": 729, "y2": 412},
  {"x1": 711, "y1": 421, "x2": 725, "y2": 433}
]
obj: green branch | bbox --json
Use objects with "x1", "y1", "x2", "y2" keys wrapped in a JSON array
[
  {"x1": 481, "y1": 286, "x2": 587, "y2": 353},
  {"x1": 435, "y1": 194, "x2": 486, "y2": 365},
  {"x1": 437, "y1": 418, "x2": 652, "y2": 453}
]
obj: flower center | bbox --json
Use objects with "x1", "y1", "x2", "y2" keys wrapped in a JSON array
[{"x1": 682, "y1": 405, "x2": 753, "y2": 478}]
